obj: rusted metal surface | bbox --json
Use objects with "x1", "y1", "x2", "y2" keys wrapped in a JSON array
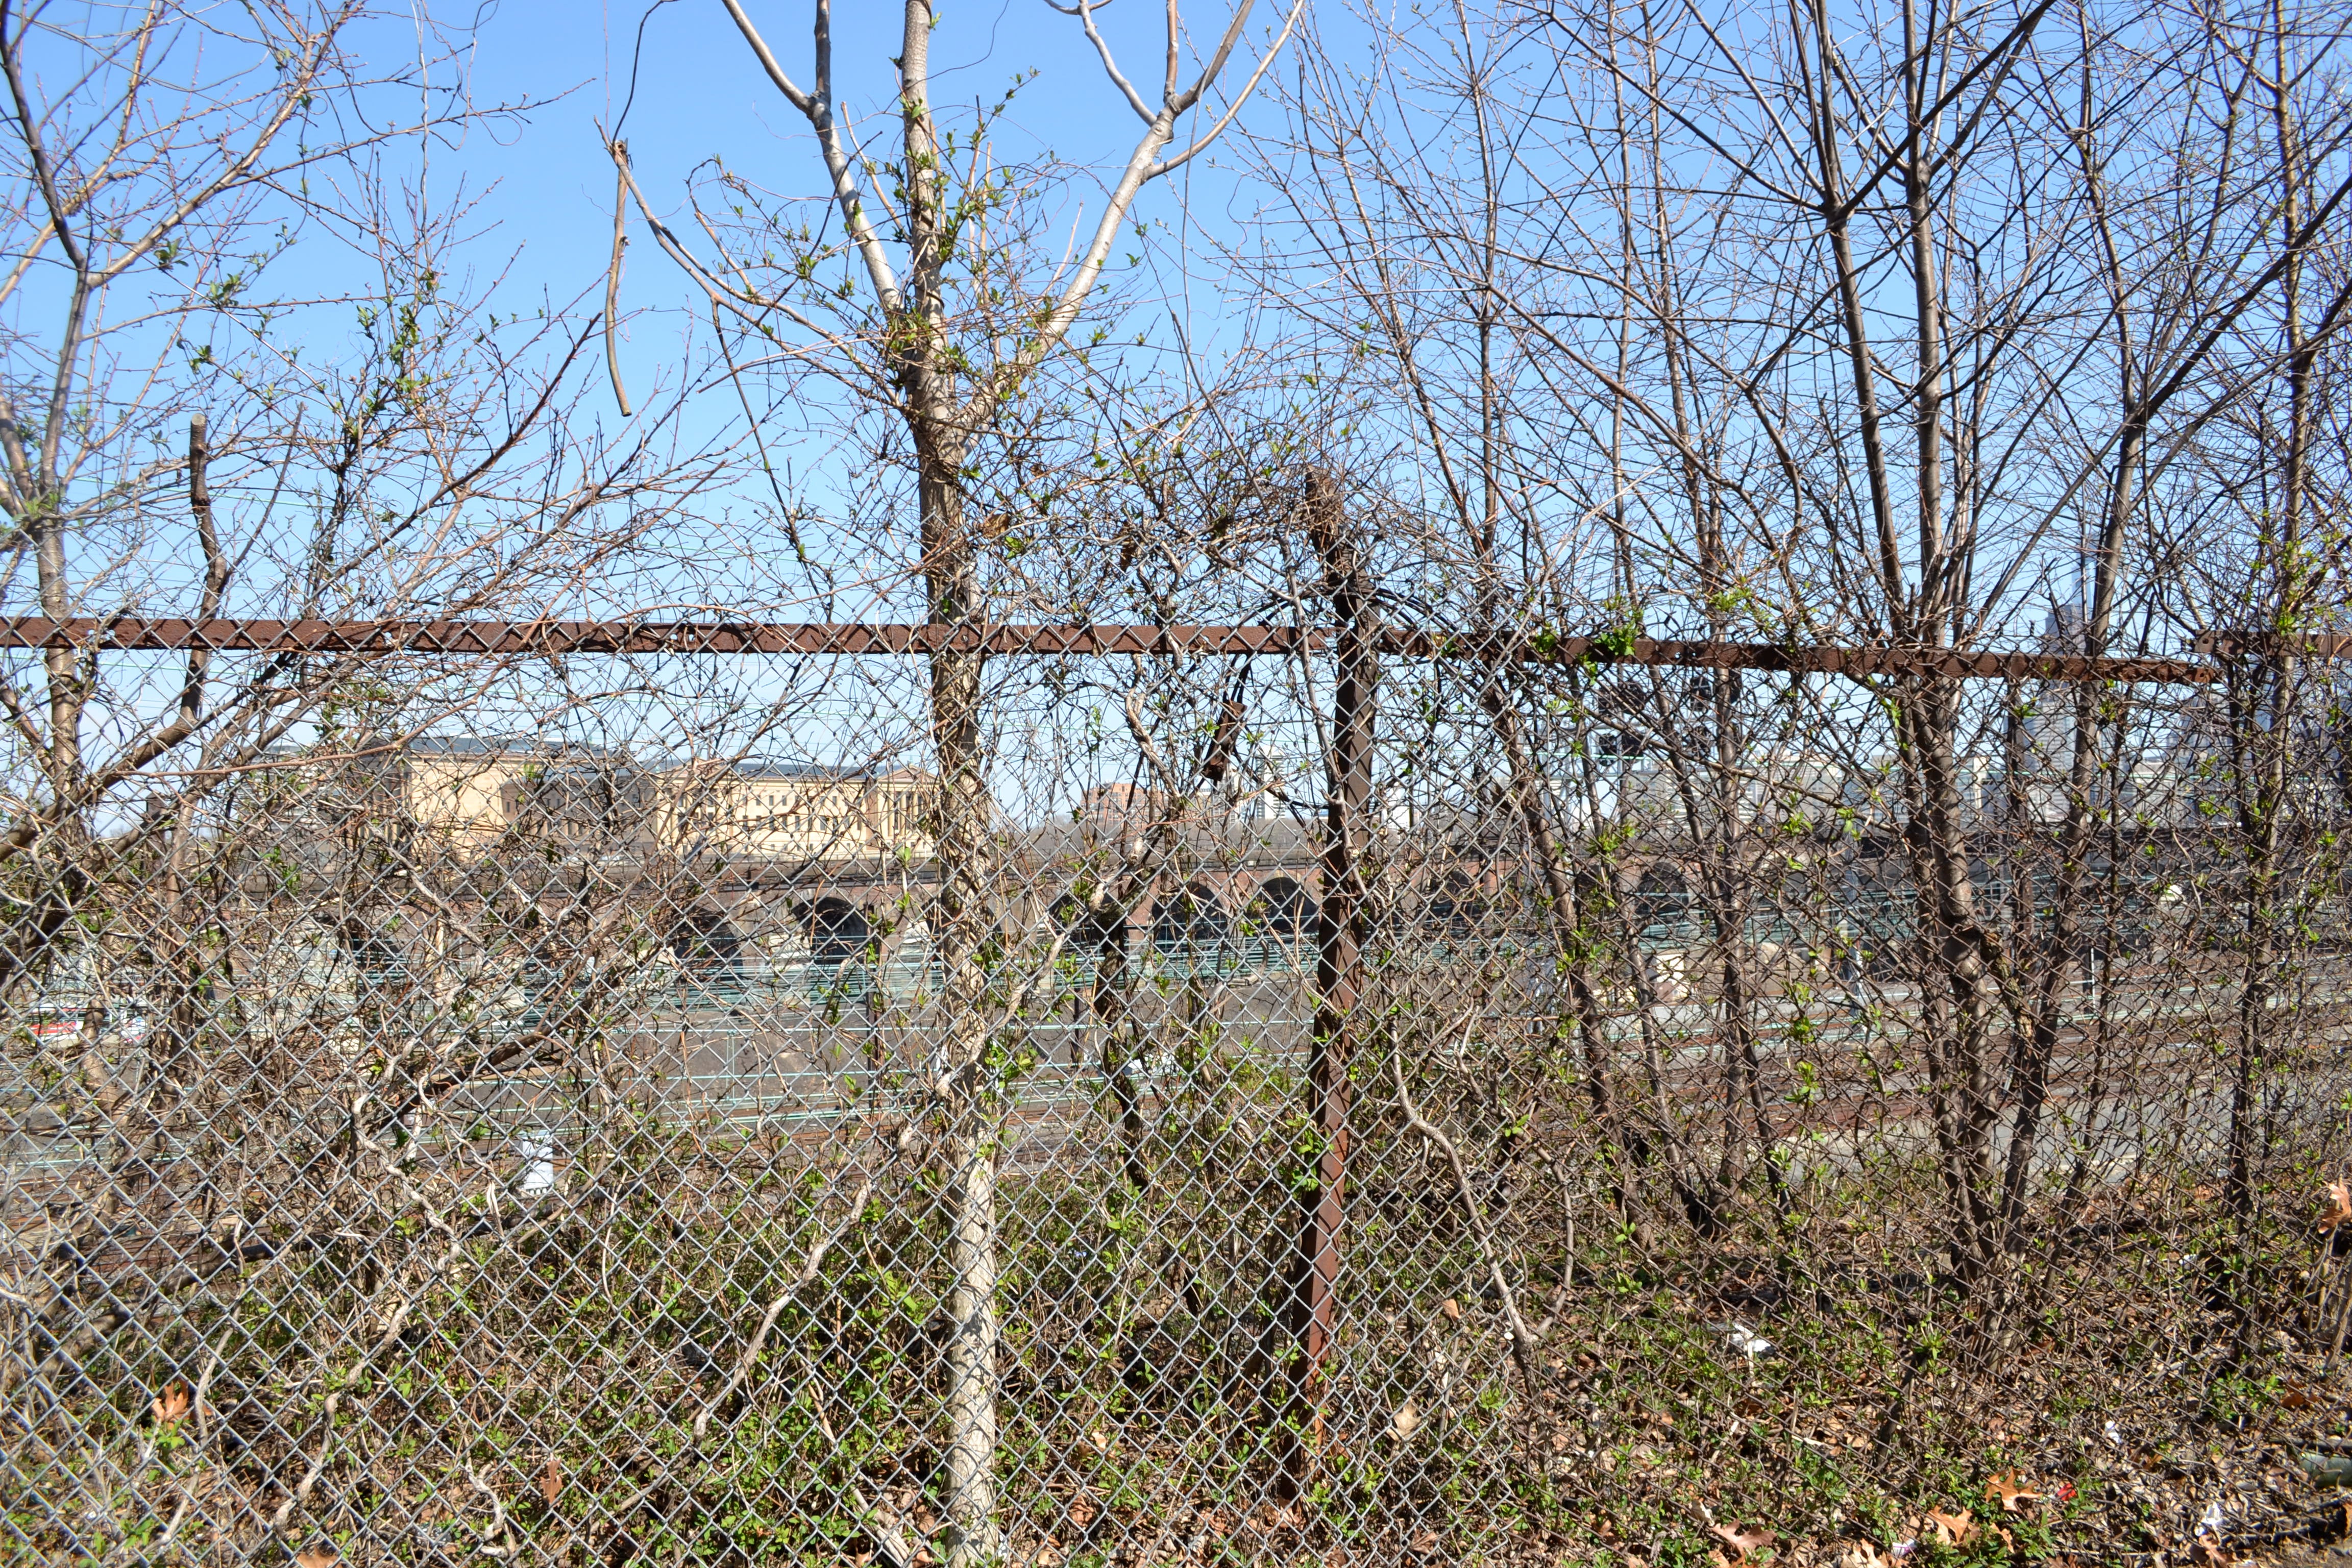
[
  {"x1": 0, "y1": 616, "x2": 2222, "y2": 681},
  {"x1": 0, "y1": 617, "x2": 1325, "y2": 656},
  {"x1": 1283, "y1": 480, "x2": 1373, "y2": 1498},
  {"x1": 2194, "y1": 631, "x2": 2352, "y2": 660},
  {"x1": 1384, "y1": 630, "x2": 2221, "y2": 684}
]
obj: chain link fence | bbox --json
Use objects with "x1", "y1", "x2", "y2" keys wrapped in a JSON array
[{"x1": 5, "y1": 618, "x2": 2351, "y2": 1567}]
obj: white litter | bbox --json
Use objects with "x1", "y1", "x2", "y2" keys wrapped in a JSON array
[{"x1": 515, "y1": 1130, "x2": 558, "y2": 1197}]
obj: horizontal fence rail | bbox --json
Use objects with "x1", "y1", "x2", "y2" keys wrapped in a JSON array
[
  {"x1": 0, "y1": 615, "x2": 2233, "y2": 680},
  {"x1": 0, "y1": 618, "x2": 1327, "y2": 657}
]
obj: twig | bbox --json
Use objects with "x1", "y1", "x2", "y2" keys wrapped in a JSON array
[
  {"x1": 693, "y1": 1174, "x2": 873, "y2": 1440},
  {"x1": 150, "y1": 1489, "x2": 192, "y2": 1555},
  {"x1": 1390, "y1": 1017, "x2": 1550, "y2": 1393},
  {"x1": 465, "y1": 1463, "x2": 517, "y2": 1558},
  {"x1": 2326, "y1": 1248, "x2": 2352, "y2": 1375},
  {"x1": 604, "y1": 140, "x2": 632, "y2": 416},
  {"x1": 803, "y1": 1389, "x2": 916, "y2": 1568},
  {"x1": 117, "y1": 1315, "x2": 236, "y2": 1565},
  {"x1": 269, "y1": 1202, "x2": 453, "y2": 1533},
  {"x1": 191, "y1": 1314, "x2": 229, "y2": 1441}
]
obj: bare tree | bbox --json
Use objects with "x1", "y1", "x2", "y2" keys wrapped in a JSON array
[
  {"x1": 623, "y1": 4, "x2": 1298, "y2": 1557},
  {"x1": 1570, "y1": 0, "x2": 2352, "y2": 1285},
  {"x1": 0, "y1": 0, "x2": 717, "y2": 994},
  {"x1": 1253, "y1": 7, "x2": 1841, "y2": 1242},
  {"x1": 2147, "y1": 0, "x2": 2352, "y2": 1338},
  {"x1": 1250, "y1": 0, "x2": 2352, "y2": 1300},
  {"x1": 0, "y1": 4, "x2": 730, "y2": 1555}
]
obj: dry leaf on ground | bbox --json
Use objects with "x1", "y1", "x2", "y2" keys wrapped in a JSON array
[
  {"x1": 1709, "y1": 1524, "x2": 1774, "y2": 1561},
  {"x1": 1984, "y1": 1470, "x2": 2043, "y2": 1512},
  {"x1": 1927, "y1": 1510, "x2": 1977, "y2": 1547},
  {"x1": 2320, "y1": 1180, "x2": 2352, "y2": 1232},
  {"x1": 541, "y1": 1454, "x2": 561, "y2": 1507},
  {"x1": 150, "y1": 1384, "x2": 190, "y2": 1426}
]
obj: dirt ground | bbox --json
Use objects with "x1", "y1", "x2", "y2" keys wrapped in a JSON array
[{"x1": 2265, "y1": 1536, "x2": 2352, "y2": 1568}]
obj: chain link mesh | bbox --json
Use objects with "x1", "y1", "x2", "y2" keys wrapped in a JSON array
[{"x1": 4, "y1": 635, "x2": 2347, "y2": 1566}]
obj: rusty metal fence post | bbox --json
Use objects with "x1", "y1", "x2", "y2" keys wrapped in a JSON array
[{"x1": 1280, "y1": 474, "x2": 1377, "y2": 1499}]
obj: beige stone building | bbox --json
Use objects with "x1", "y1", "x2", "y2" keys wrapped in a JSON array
[
  {"x1": 388, "y1": 738, "x2": 642, "y2": 847},
  {"x1": 653, "y1": 760, "x2": 935, "y2": 862},
  {"x1": 372, "y1": 740, "x2": 934, "y2": 862}
]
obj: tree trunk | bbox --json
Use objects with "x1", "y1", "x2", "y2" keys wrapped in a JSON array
[{"x1": 920, "y1": 426, "x2": 1004, "y2": 1565}]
